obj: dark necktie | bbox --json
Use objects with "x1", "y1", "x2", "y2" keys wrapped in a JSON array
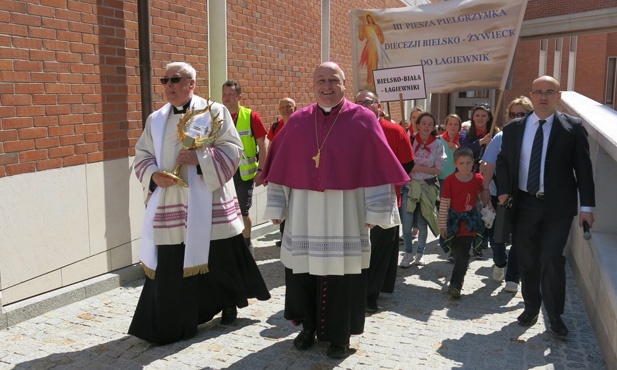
[{"x1": 526, "y1": 119, "x2": 546, "y2": 195}]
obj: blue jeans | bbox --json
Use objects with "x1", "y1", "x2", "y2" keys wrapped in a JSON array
[
  {"x1": 401, "y1": 187, "x2": 429, "y2": 255},
  {"x1": 488, "y1": 195, "x2": 520, "y2": 282}
]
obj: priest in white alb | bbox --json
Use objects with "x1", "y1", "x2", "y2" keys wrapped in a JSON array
[{"x1": 129, "y1": 62, "x2": 270, "y2": 345}]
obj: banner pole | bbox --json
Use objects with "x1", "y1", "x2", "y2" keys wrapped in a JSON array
[
  {"x1": 399, "y1": 93, "x2": 405, "y2": 124},
  {"x1": 492, "y1": 90, "x2": 505, "y2": 135}
]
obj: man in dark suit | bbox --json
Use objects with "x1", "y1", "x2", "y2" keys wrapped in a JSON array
[{"x1": 496, "y1": 76, "x2": 595, "y2": 338}]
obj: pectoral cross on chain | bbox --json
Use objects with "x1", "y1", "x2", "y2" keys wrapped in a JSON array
[{"x1": 312, "y1": 150, "x2": 320, "y2": 168}]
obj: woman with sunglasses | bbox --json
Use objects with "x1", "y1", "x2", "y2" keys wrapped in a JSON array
[
  {"x1": 481, "y1": 96, "x2": 533, "y2": 292},
  {"x1": 505, "y1": 96, "x2": 534, "y2": 122}
]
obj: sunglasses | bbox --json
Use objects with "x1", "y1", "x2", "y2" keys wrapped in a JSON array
[
  {"x1": 160, "y1": 76, "x2": 189, "y2": 84},
  {"x1": 509, "y1": 112, "x2": 527, "y2": 119}
]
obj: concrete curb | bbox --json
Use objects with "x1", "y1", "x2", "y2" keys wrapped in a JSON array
[{"x1": 0, "y1": 222, "x2": 279, "y2": 330}]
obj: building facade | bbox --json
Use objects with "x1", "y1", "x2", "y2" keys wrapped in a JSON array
[{"x1": 1, "y1": 0, "x2": 616, "y2": 311}]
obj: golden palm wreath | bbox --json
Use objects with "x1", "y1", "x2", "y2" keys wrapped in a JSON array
[{"x1": 176, "y1": 100, "x2": 224, "y2": 148}]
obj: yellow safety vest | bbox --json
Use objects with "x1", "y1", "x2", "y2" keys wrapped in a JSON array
[{"x1": 236, "y1": 106, "x2": 258, "y2": 181}]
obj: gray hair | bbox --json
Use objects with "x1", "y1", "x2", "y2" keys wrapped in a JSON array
[{"x1": 166, "y1": 62, "x2": 196, "y2": 80}]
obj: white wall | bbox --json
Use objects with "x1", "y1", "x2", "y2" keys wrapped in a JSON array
[
  {"x1": 0, "y1": 157, "x2": 271, "y2": 307},
  {"x1": 0, "y1": 158, "x2": 144, "y2": 305},
  {"x1": 561, "y1": 92, "x2": 617, "y2": 366}
]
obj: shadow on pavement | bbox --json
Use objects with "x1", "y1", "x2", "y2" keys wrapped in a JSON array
[{"x1": 10, "y1": 318, "x2": 259, "y2": 369}]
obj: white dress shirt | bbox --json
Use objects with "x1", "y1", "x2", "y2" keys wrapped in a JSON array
[{"x1": 518, "y1": 113, "x2": 552, "y2": 193}]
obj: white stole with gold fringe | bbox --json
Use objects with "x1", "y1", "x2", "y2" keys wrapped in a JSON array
[{"x1": 140, "y1": 96, "x2": 213, "y2": 278}]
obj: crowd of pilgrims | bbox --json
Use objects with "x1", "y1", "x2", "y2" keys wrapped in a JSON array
[
  {"x1": 128, "y1": 62, "x2": 533, "y2": 358},
  {"x1": 131, "y1": 62, "x2": 590, "y2": 360},
  {"x1": 394, "y1": 98, "x2": 532, "y2": 295}
]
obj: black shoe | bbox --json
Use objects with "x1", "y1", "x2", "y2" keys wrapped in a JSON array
[
  {"x1": 220, "y1": 307, "x2": 237, "y2": 325},
  {"x1": 472, "y1": 251, "x2": 485, "y2": 260},
  {"x1": 448, "y1": 286, "x2": 461, "y2": 299},
  {"x1": 517, "y1": 310, "x2": 539, "y2": 327},
  {"x1": 548, "y1": 316, "x2": 569, "y2": 338},
  {"x1": 326, "y1": 344, "x2": 349, "y2": 359},
  {"x1": 366, "y1": 299, "x2": 378, "y2": 313},
  {"x1": 293, "y1": 328, "x2": 316, "y2": 350},
  {"x1": 275, "y1": 240, "x2": 282, "y2": 247}
]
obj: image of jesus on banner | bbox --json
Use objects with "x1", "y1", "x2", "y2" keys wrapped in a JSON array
[{"x1": 358, "y1": 12, "x2": 390, "y2": 86}]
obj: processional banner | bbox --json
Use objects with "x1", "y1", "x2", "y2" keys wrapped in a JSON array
[{"x1": 350, "y1": 0, "x2": 528, "y2": 94}]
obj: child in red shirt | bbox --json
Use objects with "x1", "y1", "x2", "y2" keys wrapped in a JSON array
[{"x1": 439, "y1": 147, "x2": 490, "y2": 298}]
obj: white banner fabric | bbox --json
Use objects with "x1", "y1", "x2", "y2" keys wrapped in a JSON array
[{"x1": 350, "y1": 0, "x2": 528, "y2": 94}]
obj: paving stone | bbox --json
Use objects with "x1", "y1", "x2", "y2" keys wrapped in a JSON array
[{"x1": 0, "y1": 232, "x2": 608, "y2": 370}]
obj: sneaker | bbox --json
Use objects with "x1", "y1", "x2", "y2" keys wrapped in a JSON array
[
  {"x1": 504, "y1": 281, "x2": 519, "y2": 293},
  {"x1": 399, "y1": 253, "x2": 413, "y2": 268},
  {"x1": 413, "y1": 254, "x2": 425, "y2": 266},
  {"x1": 448, "y1": 286, "x2": 461, "y2": 299},
  {"x1": 492, "y1": 265, "x2": 505, "y2": 282}
]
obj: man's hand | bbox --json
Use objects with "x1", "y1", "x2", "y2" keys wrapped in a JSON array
[
  {"x1": 176, "y1": 149, "x2": 199, "y2": 165},
  {"x1": 366, "y1": 223, "x2": 375, "y2": 229},
  {"x1": 440, "y1": 228, "x2": 447, "y2": 238},
  {"x1": 498, "y1": 194, "x2": 510, "y2": 205},
  {"x1": 153, "y1": 172, "x2": 177, "y2": 188},
  {"x1": 255, "y1": 172, "x2": 266, "y2": 186},
  {"x1": 271, "y1": 219, "x2": 281, "y2": 225},
  {"x1": 579, "y1": 211, "x2": 594, "y2": 228}
]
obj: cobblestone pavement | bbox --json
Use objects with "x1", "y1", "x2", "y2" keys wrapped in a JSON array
[{"x1": 0, "y1": 231, "x2": 606, "y2": 369}]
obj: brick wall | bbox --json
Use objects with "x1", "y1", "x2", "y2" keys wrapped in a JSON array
[
  {"x1": 0, "y1": 0, "x2": 403, "y2": 178},
  {"x1": 576, "y1": 34, "x2": 609, "y2": 103},
  {"x1": 1, "y1": 0, "x2": 615, "y2": 178},
  {"x1": 525, "y1": 0, "x2": 616, "y2": 20},
  {"x1": 1, "y1": 1, "x2": 142, "y2": 176},
  {"x1": 504, "y1": 33, "x2": 612, "y2": 119},
  {"x1": 224, "y1": 0, "x2": 403, "y2": 128}
]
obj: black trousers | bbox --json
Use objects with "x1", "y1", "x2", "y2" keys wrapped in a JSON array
[
  {"x1": 449, "y1": 236, "x2": 474, "y2": 289},
  {"x1": 367, "y1": 225, "x2": 399, "y2": 301},
  {"x1": 514, "y1": 191, "x2": 573, "y2": 317}
]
